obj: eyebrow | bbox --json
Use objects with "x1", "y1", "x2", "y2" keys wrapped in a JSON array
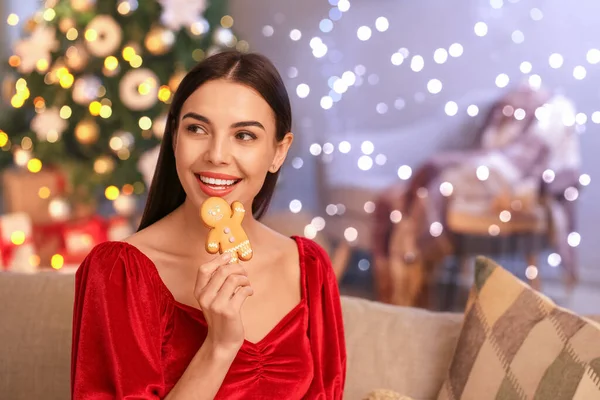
[{"x1": 181, "y1": 112, "x2": 266, "y2": 131}]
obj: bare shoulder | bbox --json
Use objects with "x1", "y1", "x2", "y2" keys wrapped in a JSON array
[
  {"x1": 121, "y1": 224, "x2": 153, "y2": 249},
  {"x1": 253, "y1": 222, "x2": 299, "y2": 262},
  {"x1": 121, "y1": 214, "x2": 176, "y2": 258}
]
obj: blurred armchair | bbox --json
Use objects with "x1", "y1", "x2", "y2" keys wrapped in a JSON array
[{"x1": 372, "y1": 85, "x2": 582, "y2": 309}]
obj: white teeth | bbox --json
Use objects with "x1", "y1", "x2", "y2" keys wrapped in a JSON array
[{"x1": 199, "y1": 175, "x2": 238, "y2": 186}]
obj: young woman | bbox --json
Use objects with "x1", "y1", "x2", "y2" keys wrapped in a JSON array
[{"x1": 70, "y1": 51, "x2": 346, "y2": 399}]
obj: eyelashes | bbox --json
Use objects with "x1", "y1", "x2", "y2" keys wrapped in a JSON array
[
  {"x1": 185, "y1": 125, "x2": 257, "y2": 141},
  {"x1": 236, "y1": 131, "x2": 257, "y2": 141},
  {"x1": 186, "y1": 125, "x2": 207, "y2": 135}
]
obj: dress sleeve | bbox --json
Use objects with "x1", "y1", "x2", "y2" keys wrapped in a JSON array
[
  {"x1": 71, "y1": 242, "x2": 167, "y2": 399},
  {"x1": 303, "y1": 239, "x2": 347, "y2": 399}
]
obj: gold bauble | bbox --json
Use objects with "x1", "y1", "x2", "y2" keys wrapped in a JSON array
[
  {"x1": 144, "y1": 26, "x2": 175, "y2": 56},
  {"x1": 70, "y1": 0, "x2": 96, "y2": 13},
  {"x1": 59, "y1": 18, "x2": 76, "y2": 33},
  {"x1": 65, "y1": 45, "x2": 89, "y2": 72},
  {"x1": 2, "y1": 75, "x2": 16, "y2": 102},
  {"x1": 169, "y1": 70, "x2": 187, "y2": 92},
  {"x1": 93, "y1": 155, "x2": 115, "y2": 174},
  {"x1": 23, "y1": 19, "x2": 38, "y2": 35},
  {"x1": 75, "y1": 119, "x2": 99, "y2": 145}
]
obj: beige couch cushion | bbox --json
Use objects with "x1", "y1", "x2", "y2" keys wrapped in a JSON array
[
  {"x1": 0, "y1": 272, "x2": 74, "y2": 400},
  {"x1": 341, "y1": 296, "x2": 463, "y2": 400},
  {"x1": 438, "y1": 256, "x2": 600, "y2": 400}
]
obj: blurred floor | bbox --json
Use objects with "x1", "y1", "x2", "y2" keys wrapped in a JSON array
[{"x1": 338, "y1": 249, "x2": 600, "y2": 315}]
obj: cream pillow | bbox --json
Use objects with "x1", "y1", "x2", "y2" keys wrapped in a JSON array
[{"x1": 438, "y1": 256, "x2": 600, "y2": 400}]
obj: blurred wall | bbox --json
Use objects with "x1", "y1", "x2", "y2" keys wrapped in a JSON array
[
  {"x1": 0, "y1": 0, "x2": 7, "y2": 72},
  {"x1": 228, "y1": 0, "x2": 600, "y2": 280}
]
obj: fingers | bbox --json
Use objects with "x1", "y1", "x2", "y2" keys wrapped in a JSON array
[
  {"x1": 218, "y1": 274, "x2": 251, "y2": 299},
  {"x1": 195, "y1": 253, "x2": 231, "y2": 293},
  {"x1": 210, "y1": 274, "x2": 252, "y2": 310},
  {"x1": 229, "y1": 285, "x2": 254, "y2": 310},
  {"x1": 195, "y1": 256, "x2": 248, "y2": 309},
  {"x1": 206, "y1": 262, "x2": 248, "y2": 293}
]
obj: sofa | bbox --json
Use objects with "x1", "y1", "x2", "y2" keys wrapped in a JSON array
[
  {"x1": 2, "y1": 265, "x2": 600, "y2": 400},
  {"x1": 1, "y1": 270, "x2": 463, "y2": 400}
]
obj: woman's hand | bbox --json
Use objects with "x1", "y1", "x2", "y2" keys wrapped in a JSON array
[{"x1": 194, "y1": 253, "x2": 254, "y2": 355}]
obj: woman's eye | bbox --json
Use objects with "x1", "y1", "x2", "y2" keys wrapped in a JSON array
[
  {"x1": 187, "y1": 125, "x2": 207, "y2": 135},
  {"x1": 236, "y1": 131, "x2": 257, "y2": 141}
]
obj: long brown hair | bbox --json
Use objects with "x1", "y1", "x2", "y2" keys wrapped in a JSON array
[{"x1": 137, "y1": 51, "x2": 292, "y2": 231}]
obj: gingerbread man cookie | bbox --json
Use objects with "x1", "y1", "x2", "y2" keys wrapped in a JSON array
[{"x1": 200, "y1": 197, "x2": 253, "y2": 263}]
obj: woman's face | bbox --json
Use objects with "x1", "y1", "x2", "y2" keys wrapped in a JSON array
[{"x1": 173, "y1": 79, "x2": 292, "y2": 213}]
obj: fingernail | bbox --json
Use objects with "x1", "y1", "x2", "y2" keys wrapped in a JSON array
[{"x1": 222, "y1": 253, "x2": 231, "y2": 261}]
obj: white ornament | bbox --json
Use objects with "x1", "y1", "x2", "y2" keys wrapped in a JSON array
[
  {"x1": 84, "y1": 15, "x2": 122, "y2": 57},
  {"x1": 13, "y1": 148, "x2": 32, "y2": 167},
  {"x1": 31, "y1": 107, "x2": 68, "y2": 142},
  {"x1": 72, "y1": 75, "x2": 102, "y2": 105},
  {"x1": 113, "y1": 194, "x2": 137, "y2": 216},
  {"x1": 0, "y1": 212, "x2": 37, "y2": 273},
  {"x1": 153, "y1": 113, "x2": 168, "y2": 139},
  {"x1": 48, "y1": 198, "x2": 72, "y2": 222},
  {"x1": 137, "y1": 145, "x2": 161, "y2": 188},
  {"x1": 107, "y1": 218, "x2": 134, "y2": 241},
  {"x1": 158, "y1": 0, "x2": 208, "y2": 31},
  {"x1": 213, "y1": 27, "x2": 235, "y2": 47},
  {"x1": 111, "y1": 131, "x2": 135, "y2": 151},
  {"x1": 119, "y1": 68, "x2": 159, "y2": 111},
  {"x1": 13, "y1": 25, "x2": 59, "y2": 74}
]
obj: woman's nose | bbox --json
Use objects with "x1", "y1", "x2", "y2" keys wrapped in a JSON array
[{"x1": 204, "y1": 136, "x2": 232, "y2": 165}]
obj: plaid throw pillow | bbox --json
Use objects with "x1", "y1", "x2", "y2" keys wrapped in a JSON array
[{"x1": 438, "y1": 256, "x2": 600, "y2": 400}]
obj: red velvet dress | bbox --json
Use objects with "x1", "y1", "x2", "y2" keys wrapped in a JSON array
[{"x1": 71, "y1": 236, "x2": 346, "y2": 399}]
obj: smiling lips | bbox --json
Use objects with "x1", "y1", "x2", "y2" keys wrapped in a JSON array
[{"x1": 195, "y1": 172, "x2": 241, "y2": 197}]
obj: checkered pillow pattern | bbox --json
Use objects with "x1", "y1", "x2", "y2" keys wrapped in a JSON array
[{"x1": 437, "y1": 256, "x2": 600, "y2": 400}]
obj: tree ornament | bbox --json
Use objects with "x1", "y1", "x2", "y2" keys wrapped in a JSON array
[
  {"x1": 2, "y1": 75, "x2": 16, "y2": 102},
  {"x1": 168, "y1": 69, "x2": 187, "y2": 92},
  {"x1": 13, "y1": 25, "x2": 59, "y2": 74},
  {"x1": 30, "y1": 107, "x2": 68, "y2": 142},
  {"x1": 48, "y1": 197, "x2": 72, "y2": 222},
  {"x1": 84, "y1": 15, "x2": 122, "y2": 58},
  {"x1": 72, "y1": 75, "x2": 102, "y2": 105},
  {"x1": 158, "y1": 0, "x2": 208, "y2": 31},
  {"x1": 74, "y1": 119, "x2": 100, "y2": 145},
  {"x1": 65, "y1": 44, "x2": 90, "y2": 72},
  {"x1": 137, "y1": 145, "x2": 161, "y2": 188},
  {"x1": 58, "y1": 17, "x2": 76, "y2": 33},
  {"x1": 153, "y1": 113, "x2": 168, "y2": 139},
  {"x1": 119, "y1": 69, "x2": 159, "y2": 111},
  {"x1": 70, "y1": 0, "x2": 96, "y2": 13},
  {"x1": 144, "y1": 25, "x2": 175, "y2": 55}
]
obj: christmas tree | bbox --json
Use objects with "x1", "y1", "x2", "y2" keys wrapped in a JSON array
[{"x1": 0, "y1": 0, "x2": 247, "y2": 206}]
